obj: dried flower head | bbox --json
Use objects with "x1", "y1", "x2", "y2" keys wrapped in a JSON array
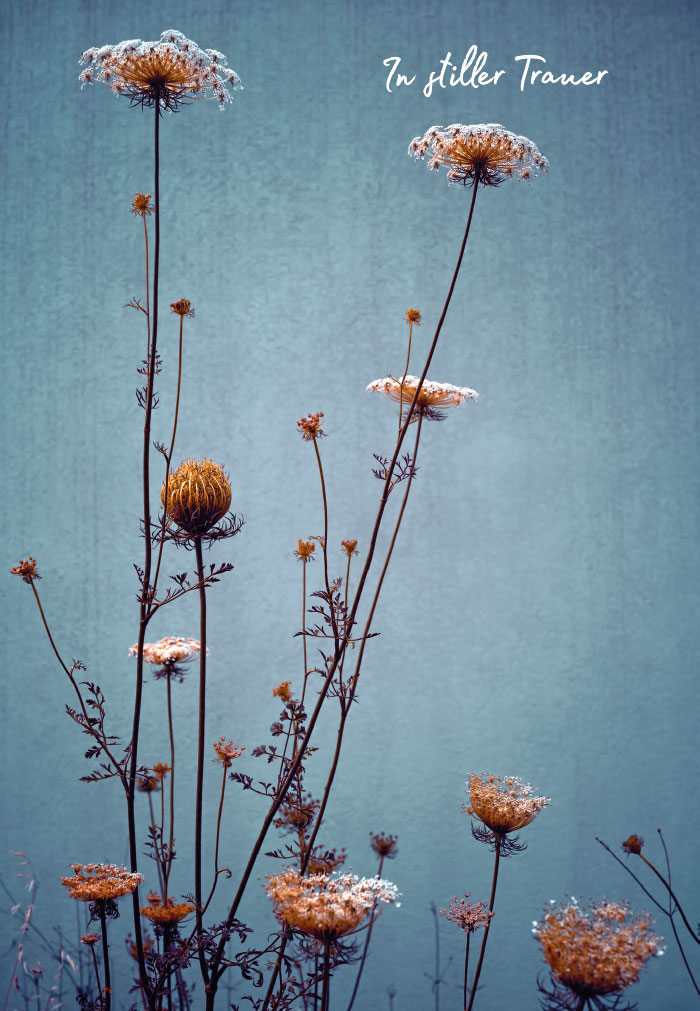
[
  {"x1": 170, "y1": 298, "x2": 194, "y2": 317},
  {"x1": 79, "y1": 30, "x2": 242, "y2": 112},
  {"x1": 341, "y1": 540, "x2": 359, "y2": 558},
  {"x1": 80, "y1": 932, "x2": 101, "y2": 946},
  {"x1": 441, "y1": 894, "x2": 493, "y2": 933},
  {"x1": 62, "y1": 864, "x2": 143, "y2": 902},
  {"x1": 126, "y1": 932, "x2": 154, "y2": 961},
  {"x1": 130, "y1": 636, "x2": 203, "y2": 667},
  {"x1": 162, "y1": 458, "x2": 232, "y2": 537},
  {"x1": 152, "y1": 762, "x2": 171, "y2": 781},
  {"x1": 465, "y1": 773, "x2": 550, "y2": 836},
  {"x1": 404, "y1": 307, "x2": 422, "y2": 325},
  {"x1": 534, "y1": 899, "x2": 662, "y2": 998},
  {"x1": 131, "y1": 192, "x2": 153, "y2": 216},
  {"x1": 273, "y1": 681, "x2": 292, "y2": 702},
  {"x1": 265, "y1": 870, "x2": 399, "y2": 941},
  {"x1": 622, "y1": 835, "x2": 644, "y2": 855},
  {"x1": 297, "y1": 412, "x2": 325, "y2": 441},
  {"x1": 137, "y1": 774, "x2": 159, "y2": 793},
  {"x1": 370, "y1": 833, "x2": 399, "y2": 860},
  {"x1": 306, "y1": 848, "x2": 347, "y2": 875},
  {"x1": 274, "y1": 794, "x2": 320, "y2": 834},
  {"x1": 409, "y1": 123, "x2": 549, "y2": 187},
  {"x1": 367, "y1": 375, "x2": 478, "y2": 422},
  {"x1": 10, "y1": 558, "x2": 40, "y2": 583},
  {"x1": 141, "y1": 893, "x2": 195, "y2": 925},
  {"x1": 295, "y1": 540, "x2": 316, "y2": 562},
  {"x1": 213, "y1": 737, "x2": 244, "y2": 767}
]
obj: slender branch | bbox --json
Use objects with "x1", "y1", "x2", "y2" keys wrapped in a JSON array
[
  {"x1": 88, "y1": 944, "x2": 102, "y2": 1011},
  {"x1": 345, "y1": 855, "x2": 385, "y2": 1011},
  {"x1": 312, "y1": 436, "x2": 339, "y2": 649},
  {"x1": 658, "y1": 830, "x2": 700, "y2": 995},
  {"x1": 164, "y1": 676, "x2": 176, "y2": 902},
  {"x1": 638, "y1": 845, "x2": 700, "y2": 945},
  {"x1": 98, "y1": 906, "x2": 111, "y2": 1011},
  {"x1": 193, "y1": 536, "x2": 210, "y2": 988},
  {"x1": 465, "y1": 836, "x2": 500, "y2": 1011}
]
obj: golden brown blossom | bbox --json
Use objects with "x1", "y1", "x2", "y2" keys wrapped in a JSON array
[
  {"x1": 441, "y1": 894, "x2": 493, "y2": 933},
  {"x1": 367, "y1": 375, "x2": 478, "y2": 421},
  {"x1": 534, "y1": 899, "x2": 662, "y2": 997},
  {"x1": 265, "y1": 870, "x2": 399, "y2": 941},
  {"x1": 79, "y1": 31, "x2": 242, "y2": 112},
  {"x1": 129, "y1": 636, "x2": 203, "y2": 666},
  {"x1": 370, "y1": 833, "x2": 398, "y2": 859},
  {"x1": 622, "y1": 834, "x2": 644, "y2": 855},
  {"x1": 465, "y1": 773, "x2": 550, "y2": 835},
  {"x1": 80, "y1": 932, "x2": 101, "y2": 946},
  {"x1": 306, "y1": 848, "x2": 347, "y2": 875},
  {"x1": 137, "y1": 775, "x2": 159, "y2": 793},
  {"x1": 162, "y1": 458, "x2": 232, "y2": 536},
  {"x1": 152, "y1": 762, "x2": 171, "y2": 781},
  {"x1": 341, "y1": 540, "x2": 359, "y2": 558},
  {"x1": 294, "y1": 540, "x2": 316, "y2": 562},
  {"x1": 213, "y1": 737, "x2": 244, "y2": 767},
  {"x1": 409, "y1": 123, "x2": 549, "y2": 187},
  {"x1": 131, "y1": 192, "x2": 153, "y2": 216},
  {"x1": 61, "y1": 864, "x2": 143, "y2": 902},
  {"x1": 274, "y1": 794, "x2": 319, "y2": 834},
  {"x1": 403, "y1": 308, "x2": 422, "y2": 325},
  {"x1": 297, "y1": 412, "x2": 325, "y2": 441},
  {"x1": 170, "y1": 298, "x2": 194, "y2": 317},
  {"x1": 141, "y1": 893, "x2": 195, "y2": 925},
  {"x1": 273, "y1": 681, "x2": 292, "y2": 702},
  {"x1": 10, "y1": 558, "x2": 40, "y2": 583}
]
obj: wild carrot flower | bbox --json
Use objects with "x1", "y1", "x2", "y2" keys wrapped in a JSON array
[
  {"x1": 162, "y1": 458, "x2": 232, "y2": 536},
  {"x1": 273, "y1": 680, "x2": 292, "y2": 702},
  {"x1": 10, "y1": 558, "x2": 40, "y2": 583},
  {"x1": 61, "y1": 864, "x2": 143, "y2": 902},
  {"x1": 137, "y1": 774, "x2": 159, "y2": 793},
  {"x1": 141, "y1": 892, "x2": 195, "y2": 925},
  {"x1": 297, "y1": 412, "x2": 325, "y2": 440},
  {"x1": 441, "y1": 894, "x2": 492, "y2": 933},
  {"x1": 213, "y1": 737, "x2": 244, "y2": 767},
  {"x1": 465, "y1": 773, "x2": 550, "y2": 837},
  {"x1": 306, "y1": 849, "x2": 347, "y2": 875},
  {"x1": 80, "y1": 932, "x2": 101, "y2": 946},
  {"x1": 152, "y1": 762, "x2": 171, "y2": 781},
  {"x1": 341, "y1": 540, "x2": 359, "y2": 558},
  {"x1": 370, "y1": 833, "x2": 398, "y2": 859},
  {"x1": 79, "y1": 30, "x2": 242, "y2": 112},
  {"x1": 131, "y1": 192, "x2": 153, "y2": 216},
  {"x1": 403, "y1": 308, "x2": 422, "y2": 325},
  {"x1": 295, "y1": 540, "x2": 316, "y2": 562},
  {"x1": 367, "y1": 375, "x2": 478, "y2": 421},
  {"x1": 622, "y1": 835, "x2": 644, "y2": 855},
  {"x1": 129, "y1": 636, "x2": 203, "y2": 666},
  {"x1": 265, "y1": 870, "x2": 399, "y2": 941},
  {"x1": 170, "y1": 298, "x2": 194, "y2": 317},
  {"x1": 534, "y1": 898, "x2": 662, "y2": 998},
  {"x1": 409, "y1": 123, "x2": 549, "y2": 187}
]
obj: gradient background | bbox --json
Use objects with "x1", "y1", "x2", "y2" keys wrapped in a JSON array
[{"x1": 3, "y1": 0, "x2": 699, "y2": 1007}]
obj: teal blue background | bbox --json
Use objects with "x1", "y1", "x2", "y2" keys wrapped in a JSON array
[{"x1": 3, "y1": 0, "x2": 699, "y2": 1007}]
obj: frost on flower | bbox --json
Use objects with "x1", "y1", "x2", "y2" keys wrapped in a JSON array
[
  {"x1": 409, "y1": 123, "x2": 549, "y2": 187},
  {"x1": 265, "y1": 870, "x2": 399, "y2": 940},
  {"x1": 79, "y1": 29, "x2": 242, "y2": 111},
  {"x1": 367, "y1": 375, "x2": 478, "y2": 423}
]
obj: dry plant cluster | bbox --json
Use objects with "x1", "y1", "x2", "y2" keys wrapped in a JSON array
[{"x1": 6, "y1": 26, "x2": 696, "y2": 1011}]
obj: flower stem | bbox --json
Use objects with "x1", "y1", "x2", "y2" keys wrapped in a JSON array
[
  {"x1": 193, "y1": 535, "x2": 210, "y2": 988},
  {"x1": 320, "y1": 941, "x2": 331, "y2": 1011},
  {"x1": 398, "y1": 319, "x2": 414, "y2": 435},
  {"x1": 88, "y1": 944, "x2": 102, "y2": 1010},
  {"x1": 638, "y1": 851, "x2": 700, "y2": 945},
  {"x1": 465, "y1": 836, "x2": 500, "y2": 1011},
  {"x1": 463, "y1": 931, "x2": 471, "y2": 1011},
  {"x1": 98, "y1": 906, "x2": 111, "y2": 1011},
  {"x1": 312, "y1": 436, "x2": 339, "y2": 648},
  {"x1": 345, "y1": 855, "x2": 385, "y2": 1011},
  {"x1": 164, "y1": 675, "x2": 176, "y2": 902}
]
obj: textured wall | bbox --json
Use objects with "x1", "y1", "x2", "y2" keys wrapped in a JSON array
[{"x1": 3, "y1": 0, "x2": 699, "y2": 1008}]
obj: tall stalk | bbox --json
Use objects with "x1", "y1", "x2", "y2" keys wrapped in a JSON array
[
  {"x1": 193, "y1": 535, "x2": 210, "y2": 988},
  {"x1": 465, "y1": 837, "x2": 501, "y2": 1011},
  {"x1": 97, "y1": 906, "x2": 112, "y2": 1011}
]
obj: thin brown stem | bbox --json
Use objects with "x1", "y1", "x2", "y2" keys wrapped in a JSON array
[
  {"x1": 312, "y1": 437, "x2": 338, "y2": 648},
  {"x1": 398, "y1": 319, "x2": 414, "y2": 435},
  {"x1": 164, "y1": 676, "x2": 176, "y2": 902},
  {"x1": 147, "y1": 791, "x2": 164, "y2": 896},
  {"x1": 98, "y1": 906, "x2": 111, "y2": 1011},
  {"x1": 463, "y1": 930, "x2": 471, "y2": 1011},
  {"x1": 193, "y1": 536, "x2": 210, "y2": 988},
  {"x1": 320, "y1": 941, "x2": 331, "y2": 1011},
  {"x1": 638, "y1": 851, "x2": 700, "y2": 945},
  {"x1": 465, "y1": 836, "x2": 500, "y2": 1011},
  {"x1": 88, "y1": 944, "x2": 102, "y2": 1010},
  {"x1": 142, "y1": 213, "x2": 151, "y2": 361},
  {"x1": 345, "y1": 855, "x2": 385, "y2": 1011}
]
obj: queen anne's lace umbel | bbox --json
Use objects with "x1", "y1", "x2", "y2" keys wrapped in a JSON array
[
  {"x1": 265, "y1": 870, "x2": 399, "y2": 940},
  {"x1": 79, "y1": 30, "x2": 242, "y2": 111},
  {"x1": 409, "y1": 123, "x2": 548, "y2": 186}
]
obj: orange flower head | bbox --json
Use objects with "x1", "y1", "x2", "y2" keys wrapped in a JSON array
[
  {"x1": 162, "y1": 458, "x2": 231, "y2": 536},
  {"x1": 341, "y1": 540, "x2": 359, "y2": 558},
  {"x1": 137, "y1": 775, "x2": 159, "y2": 793},
  {"x1": 265, "y1": 870, "x2": 399, "y2": 941},
  {"x1": 131, "y1": 193, "x2": 153, "y2": 216},
  {"x1": 297, "y1": 412, "x2": 325, "y2": 441},
  {"x1": 130, "y1": 636, "x2": 203, "y2": 667},
  {"x1": 370, "y1": 833, "x2": 399, "y2": 859},
  {"x1": 213, "y1": 737, "x2": 244, "y2": 768},
  {"x1": 441, "y1": 894, "x2": 493, "y2": 933},
  {"x1": 294, "y1": 540, "x2": 316, "y2": 562},
  {"x1": 80, "y1": 932, "x2": 101, "y2": 946},
  {"x1": 273, "y1": 681, "x2": 292, "y2": 703},
  {"x1": 367, "y1": 376, "x2": 478, "y2": 422},
  {"x1": 409, "y1": 123, "x2": 549, "y2": 188},
  {"x1": 534, "y1": 898, "x2": 663, "y2": 997},
  {"x1": 79, "y1": 31, "x2": 242, "y2": 112},
  {"x1": 170, "y1": 298, "x2": 194, "y2": 317},
  {"x1": 622, "y1": 834, "x2": 644, "y2": 855},
  {"x1": 10, "y1": 558, "x2": 40, "y2": 583},
  {"x1": 141, "y1": 893, "x2": 195, "y2": 926},
  {"x1": 62, "y1": 864, "x2": 143, "y2": 902},
  {"x1": 403, "y1": 308, "x2": 422, "y2": 325},
  {"x1": 152, "y1": 763, "x2": 171, "y2": 781},
  {"x1": 465, "y1": 773, "x2": 550, "y2": 836}
]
